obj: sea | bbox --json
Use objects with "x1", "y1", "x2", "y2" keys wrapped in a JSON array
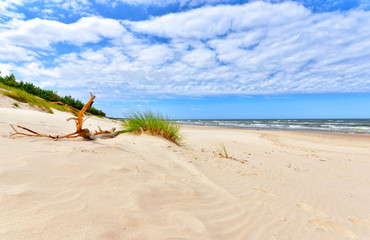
[{"x1": 176, "y1": 119, "x2": 370, "y2": 135}]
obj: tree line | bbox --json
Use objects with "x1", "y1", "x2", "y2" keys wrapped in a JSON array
[{"x1": 0, "y1": 73, "x2": 106, "y2": 117}]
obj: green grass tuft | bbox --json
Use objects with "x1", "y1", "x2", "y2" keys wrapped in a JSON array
[
  {"x1": 218, "y1": 142, "x2": 229, "y2": 158},
  {"x1": 13, "y1": 102, "x2": 19, "y2": 107},
  {"x1": 122, "y1": 110, "x2": 183, "y2": 145}
]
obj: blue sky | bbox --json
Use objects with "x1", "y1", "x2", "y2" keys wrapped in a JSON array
[{"x1": 1, "y1": 0, "x2": 370, "y2": 118}]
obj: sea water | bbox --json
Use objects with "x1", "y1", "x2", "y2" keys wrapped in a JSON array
[{"x1": 177, "y1": 119, "x2": 370, "y2": 134}]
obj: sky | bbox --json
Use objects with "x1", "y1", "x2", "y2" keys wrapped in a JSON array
[{"x1": 1, "y1": 0, "x2": 370, "y2": 119}]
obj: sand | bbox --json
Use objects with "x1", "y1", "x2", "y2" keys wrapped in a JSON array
[{"x1": 1, "y1": 95, "x2": 370, "y2": 240}]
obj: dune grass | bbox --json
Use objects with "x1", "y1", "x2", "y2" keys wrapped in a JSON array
[
  {"x1": 122, "y1": 110, "x2": 183, "y2": 145},
  {"x1": 2, "y1": 89, "x2": 54, "y2": 113},
  {"x1": 0, "y1": 83, "x2": 72, "y2": 114},
  {"x1": 217, "y1": 142, "x2": 229, "y2": 158},
  {"x1": 0, "y1": 82, "x2": 14, "y2": 92}
]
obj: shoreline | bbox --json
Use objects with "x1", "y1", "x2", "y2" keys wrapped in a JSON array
[
  {"x1": 180, "y1": 123, "x2": 370, "y2": 139},
  {"x1": 177, "y1": 118, "x2": 370, "y2": 136}
]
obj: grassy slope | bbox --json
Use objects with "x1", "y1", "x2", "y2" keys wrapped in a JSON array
[{"x1": 0, "y1": 82, "x2": 74, "y2": 114}]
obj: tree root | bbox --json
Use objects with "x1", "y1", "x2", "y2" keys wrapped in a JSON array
[{"x1": 10, "y1": 92, "x2": 118, "y2": 140}]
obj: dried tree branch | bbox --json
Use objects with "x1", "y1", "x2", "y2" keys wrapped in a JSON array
[{"x1": 10, "y1": 92, "x2": 119, "y2": 140}]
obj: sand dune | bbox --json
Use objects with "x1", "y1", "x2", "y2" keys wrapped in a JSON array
[{"x1": 1, "y1": 97, "x2": 370, "y2": 239}]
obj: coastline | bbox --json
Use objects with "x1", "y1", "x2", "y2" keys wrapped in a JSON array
[
  {"x1": 1, "y1": 102, "x2": 370, "y2": 239},
  {"x1": 181, "y1": 123, "x2": 370, "y2": 139},
  {"x1": 178, "y1": 118, "x2": 370, "y2": 135}
]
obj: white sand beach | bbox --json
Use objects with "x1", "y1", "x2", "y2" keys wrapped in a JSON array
[{"x1": 1, "y1": 95, "x2": 370, "y2": 240}]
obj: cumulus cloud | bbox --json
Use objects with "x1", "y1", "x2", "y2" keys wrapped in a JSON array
[
  {"x1": 1, "y1": 1, "x2": 370, "y2": 100},
  {"x1": 0, "y1": 16, "x2": 125, "y2": 50},
  {"x1": 0, "y1": 63, "x2": 13, "y2": 77},
  {"x1": 0, "y1": 44, "x2": 37, "y2": 62},
  {"x1": 182, "y1": 47, "x2": 217, "y2": 68},
  {"x1": 0, "y1": 0, "x2": 94, "y2": 20},
  {"x1": 126, "y1": 1, "x2": 310, "y2": 39},
  {"x1": 107, "y1": 0, "x2": 230, "y2": 7},
  {"x1": 45, "y1": 0, "x2": 91, "y2": 12},
  {"x1": 0, "y1": 0, "x2": 27, "y2": 19},
  {"x1": 121, "y1": 2, "x2": 370, "y2": 95}
]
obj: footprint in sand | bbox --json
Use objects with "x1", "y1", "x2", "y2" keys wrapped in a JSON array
[
  {"x1": 296, "y1": 203, "x2": 329, "y2": 218},
  {"x1": 348, "y1": 217, "x2": 370, "y2": 226},
  {"x1": 252, "y1": 187, "x2": 275, "y2": 196},
  {"x1": 309, "y1": 218, "x2": 358, "y2": 239}
]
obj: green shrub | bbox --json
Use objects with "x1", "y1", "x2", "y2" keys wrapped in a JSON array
[
  {"x1": 0, "y1": 74, "x2": 17, "y2": 87},
  {"x1": 1, "y1": 73, "x2": 106, "y2": 117},
  {"x1": 122, "y1": 110, "x2": 183, "y2": 145},
  {"x1": 87, "y1": 107, "x2": 106, "y2": 117},
  {"x1": 61, "y1": 95, "x2": 84, "y2": 110}
]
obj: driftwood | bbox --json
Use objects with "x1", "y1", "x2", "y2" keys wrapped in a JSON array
[{"x1": 10, "y1": 93, "x2": 119, "y2": 140}]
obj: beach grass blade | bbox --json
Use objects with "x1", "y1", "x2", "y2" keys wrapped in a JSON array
[{"x1": 122, "y1": 110, "x2": 183, "y2": 146}]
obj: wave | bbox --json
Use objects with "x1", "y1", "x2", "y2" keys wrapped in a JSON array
[{"x1": 177, "y1": 119, "x2": 370, "y2": 134}]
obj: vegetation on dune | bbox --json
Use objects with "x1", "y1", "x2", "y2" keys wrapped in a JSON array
[
  {"x1": 0, "y1": 73, "x2": 105, "y2": 116},
  {"x1": 215, "y1": 142, "x2": 247, "y2": 164},
  {"x1": 0, "y1": 84, "x2": 73, "y2": 114},
  {"x1": 217, "y1": 142, "x2": 229, "y2": 158},
  {"x1": 122, "y1": 110, "x2": 183, "y2": 145}
]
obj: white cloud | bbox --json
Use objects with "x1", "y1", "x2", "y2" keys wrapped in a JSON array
[
  {"x1": 109, "y1": 0, "x2": 229, "y2": 7},
  {"x1": 0, "y1": 16, "x2": 125, "y2": 49},
  {"x1": 128, "y1": 44, "x2": 175, "y2": 67},
  {"x1": 0, "y1": 63, "x2": 13, "y2": 77},
  {"x1": 0, "y1": 0, "x2": 94, "y2": 20},
  {"x1": 127, "y1": 2, "x2": 310, "y2": 39},
  {"x1": 0, "y1": 0, "x2": 28, "y2": 19},
  {"x1": 0, "y1": 44, "x2": 37, "y2": 62},
  {"x1": 182, "y1": 47, "x2": 216, "y2": 68},
  {"x1": 18, "y1": 61, "x2": 60, "y2": 79},
  {"x1": 45, "y1": 0, "x2": 91, "y2": 12},
  {"x1": 1, "y1": 1, "x2": 370, "y2": 99}
]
